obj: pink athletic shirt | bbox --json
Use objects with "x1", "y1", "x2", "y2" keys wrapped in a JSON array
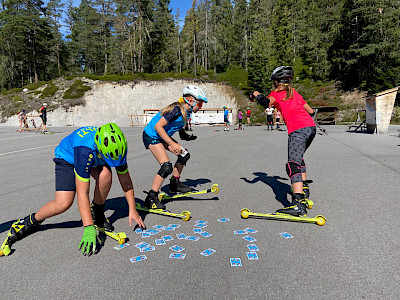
[{"x1": 268, "y1": 89, "x2": 315, "y2": 134}]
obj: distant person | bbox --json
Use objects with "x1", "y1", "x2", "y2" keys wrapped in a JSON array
[
  {"x1": 275, "y1": 108, "x2": 282, "y2": 130},
  {"x1": 18, "y1": 110, "x2": 27, "y2": 132},
  {"x1": 265, "y1": 106, "x2": 274, "y2": 130},
  {"x1": 246, "y1": 107, "x2": 251, "y2": 125},
  {"x1": 39, "y1": 103, "x2": 47, "y2": 132},
  {"x1": 0, "y1": 123, "x2": 145, "y2": 257},
  {"x1": 142, "y1": 85, "x2": 207, "y2": 210},
  {"x1": 223, "y1": 106, "x2": 230, "y2": 131},
  {"x1": 251, "y1": 66, "x2": 316, "y2": 217},
  {"x1": 237, "y1": 108, "x2": 243, "y2": 130}
]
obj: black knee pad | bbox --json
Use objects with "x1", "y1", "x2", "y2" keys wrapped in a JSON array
[
  {"x1": 176, "y1": 151, "x2": 190, "y2": 166},
  {"x1": 157, "y1": 162, "x2": 173, "y2": 178},
  {"x1": 286, "y1": 161, "x2": 302, "y2": 178}
]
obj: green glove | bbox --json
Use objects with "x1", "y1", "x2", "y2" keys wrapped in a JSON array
[{"x1": 79, "y1": 225, "x2": 97, "y2": 255}]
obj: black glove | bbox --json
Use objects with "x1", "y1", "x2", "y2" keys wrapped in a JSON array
[
  {"x1": 310, "y1": 111, "x2": 316, "y2": 117},
  {"x1": 179, "y1": 129, "x2": 197, "y2": 141}
]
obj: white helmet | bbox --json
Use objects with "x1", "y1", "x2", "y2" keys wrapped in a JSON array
[
  {"x1": 43, "y1": 103, "x2": 47, "y2": 106},
  {"x1": 182, "y1": 85, "x2": 207, "y2": 103}
]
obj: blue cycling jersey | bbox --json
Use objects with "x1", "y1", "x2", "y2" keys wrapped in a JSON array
[
  {"x1": 144, "y1": 105, "x2": 191, "y2": 139},
  {"x1": 55, "y1": 126, "x2": 127, "y2": 182},
  {"x1": 224, "y1": 110, "x2": 229, "y2": 118}
]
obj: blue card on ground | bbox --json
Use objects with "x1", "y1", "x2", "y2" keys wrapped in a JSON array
[
  {"x1": 135, "y1": 228, "x2": 143, "y2": 234},
  {"x1": 176, "y1": 233, "x2": 186, "y2": 239},
  {"x1": 200, "y1": 248, "x2": 216, "y2": 256},
  {"x1": 246, "y1": 252, "x2": 259, "y2": 260},
  {"x1": 245, "y1": 228, "x2": 258, "y2": 233},
  {"x1": 199, "y1": 231, "x2": 212, "y2": 237},
  {"x1": 162, "y1": 235, "x2": 174, "y2": 241},
  {"x1": 280, "y1": 232, "x2": 294, "y2": 239},
  {"x1": 230, "y1": 258, "x2": 242, "y2": 266},
  {"x1": 140, "y1": 246, "x2": 155, "y2": 252},
  {"x1": 141, "y1": 232, "x2": 151, "y2": 238},
  {"x1": 193, "y1": 228, "x2": 202, "y2": 233},
  {"x1": 234, "y1": 230, "x2": 248, "y2": 234},
  {"x1": 135, "y1": 242, "x2": 150, "y2": 249},
  {"x1": 194, "y1": 223, "x2": 207, "y2": 228},
  {"x1": 113, "y1": 243, "x2": 130, "y2": 250},
  {"x1": 242, "y1": 235, "x2": 257, "y2": 242},
  {"x1": 130, "y1": 255, "x2": 147, "y2": 263},
  {"x1": 246, "y1": 244, "x2": 259, "y2": 251},
  {"x1": 169, "y1": 253, "x2": 186, "y2": 259},
  {"x1": 165, "y1": 227, "x2": 175, "y2": 231},
  {"x1": 153, "y1": 225, "x2": 164, "y2": 229},
  {"x1": 185, "y1": 236, "x2": 200, "y2": 241},
  {"x1": 167, "y1": 224, "x2": 181, "y2": 228},
  {"x1": 155, "y1": 239, "x2": 166, "y2": 245},
  {"x1": 195, "y1": 220, "x2": 207, "y2": 224},
  {"x1": 217, "y1": 218, "x2": 230, "y2": 222},
  {"x1": 169, "y1": 245, "x2": 185, "y2": 252}
]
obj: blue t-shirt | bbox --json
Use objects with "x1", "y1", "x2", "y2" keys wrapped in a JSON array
[
  {"x1": 224, "y1": 109, "x2": 229, "y2": 119},
  {"x1": 144, "y1": 105, "x2": 191, "y2": 139},
  {"x1": 55, "y1": 126, "x2": 127, "y2": 182}
]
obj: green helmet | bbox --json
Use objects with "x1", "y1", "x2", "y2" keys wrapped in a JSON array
[{"x1": 94, "y1": 123, "x2": 127, "y2": 167}]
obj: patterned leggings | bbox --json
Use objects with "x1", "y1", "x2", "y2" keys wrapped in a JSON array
[{"x1": 287, "y1": 126, "x2": 316, "y2": 184}]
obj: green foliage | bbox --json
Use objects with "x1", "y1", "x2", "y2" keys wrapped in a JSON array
[
  {"x1": 25, "y1": 81, "x2": 47, "y2": 90},
  {"x1": 63, "y1": 80, "x2": 91, "y2": 99},
  {"x1": 40, "y1": 83, "x2": 59, "y2": 98}
]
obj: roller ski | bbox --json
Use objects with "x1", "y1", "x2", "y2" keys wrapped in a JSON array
[
  {"x1": 0, "y1": 213, "x2": 41, "y2": 256},
  {"x1": 241, "y1": 194, "x2": 325, "y2": 226},
  {"x1": 159, "y1": 177, "x2": 219, "y2": 201},
  {"x1": 91, "y1": 202, "x2": 127, "y2": 245}
]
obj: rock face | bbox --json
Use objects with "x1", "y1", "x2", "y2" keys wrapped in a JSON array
[{"x1": 2, "y1": 79, "x2": 238, "y2": 127}]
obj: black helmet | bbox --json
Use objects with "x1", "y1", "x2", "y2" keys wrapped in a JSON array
[{"x1": 270, "y1": 66, "x2": 294, "y2": 81}]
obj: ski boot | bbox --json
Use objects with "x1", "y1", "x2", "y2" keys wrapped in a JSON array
[
  {"x1": 276, "y1": 193, "x2": 307, "y2": 217},
  {"x1": 144, "y1": 189, "x2": 166, "y2": 210},
  {"x1": 0, "y1": 213, "x2": 41, "y2": 256},
  {"x1": 169, "y1": 177, "x2": 193, "y2": 194},
  {"x1": 91, "y1": 202, "x2": 113, "y2": 232},
  {"x1": 302, "y1": 180, "x2": 314, "y2": 209}
]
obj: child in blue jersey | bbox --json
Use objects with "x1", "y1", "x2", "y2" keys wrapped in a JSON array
[
  {"x1": 0, "y1": 123, "x2": 145, "y2": 257},
  {"x1": 142, "y1": 85, "x2": 208, "y2": 209},
  {"x1": 223, "y1": 106, "x2": 230, "y2": 131}
]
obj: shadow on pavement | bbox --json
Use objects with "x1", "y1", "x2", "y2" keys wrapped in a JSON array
[{"x1": 240, "y1": 172, "x2": 291, "y2": 207}]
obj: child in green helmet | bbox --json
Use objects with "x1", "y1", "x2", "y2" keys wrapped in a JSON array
[{"x1": 0, "y1": 123, "x2": 145, "y2": 257}]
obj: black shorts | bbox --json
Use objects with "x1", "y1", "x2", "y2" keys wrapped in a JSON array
[
  {"x1": 41, "y1": 115, "x2": 47, "y2": 125},
  {"x1": 267, "y1": 115, "x2": 273, "y2": 123},
  {"x1": 142, "y1": 131, "x2": 177, "y2": 149},
  {"x1": 54, "y1": 158, "x2": 76, "y2": 191}
]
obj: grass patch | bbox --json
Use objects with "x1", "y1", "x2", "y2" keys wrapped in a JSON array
[
  {"x1": 24, "y1": 81, "x2": 47, "y2": 90},
  {"x1": 40, "y1": 83, "x2": 59, "y2": 98},
  {"x1": 64, "y1": 80, "x2": 91, "y2": 99}
]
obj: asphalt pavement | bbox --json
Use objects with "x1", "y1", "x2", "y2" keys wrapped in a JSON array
[{"x1": 0, "y1": 124, "x2": 399, "y2": 299}]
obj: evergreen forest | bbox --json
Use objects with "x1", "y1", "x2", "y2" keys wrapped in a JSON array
[{"x1": 1, "y1": 0, "x2": 400, "y2": 95}]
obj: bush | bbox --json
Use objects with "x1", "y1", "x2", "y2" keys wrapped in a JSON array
[
  {"x1": 64, "y1": 80, "x2": 91, "y2": 99},
  {"x1": 25, "y1": 81, "x2": 46, "y2": 90},
  {"x1": 40, "y1": 83, "x2": 59, "y2": 98}
]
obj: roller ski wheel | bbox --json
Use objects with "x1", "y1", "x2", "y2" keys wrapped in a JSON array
[
  {"x1": 240, "y1": 208, "x2": 326, "y2": 226},
  {"x1": 241, "y1": 208, "x2": 250, "y2": 219},
  {"x1": 136, "y1": 203, "x2": 191, "y2": 221},
  {"x1": 94, "y1": 225, "x2": 127, "y2": 244},
  {"x1": 160, "y1": 184, "x2": 219, "y2": 201}
]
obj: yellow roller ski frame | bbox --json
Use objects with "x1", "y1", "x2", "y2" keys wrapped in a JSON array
[
  {"x1": 240, "y1": 208, "x2": 326, "y2": 226},
  {"x1": 159, "y1": 184, "x2": 219, "y2": 201},
  {"x1": 136, "y1": 203, "x2": 191, "y2": 221},
  {"x1": 0, "y1": 239, "x2": 11, "y2": 256},
  {"x1": 94, "y1": 225, "x2": 127, "y2": 245}
]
